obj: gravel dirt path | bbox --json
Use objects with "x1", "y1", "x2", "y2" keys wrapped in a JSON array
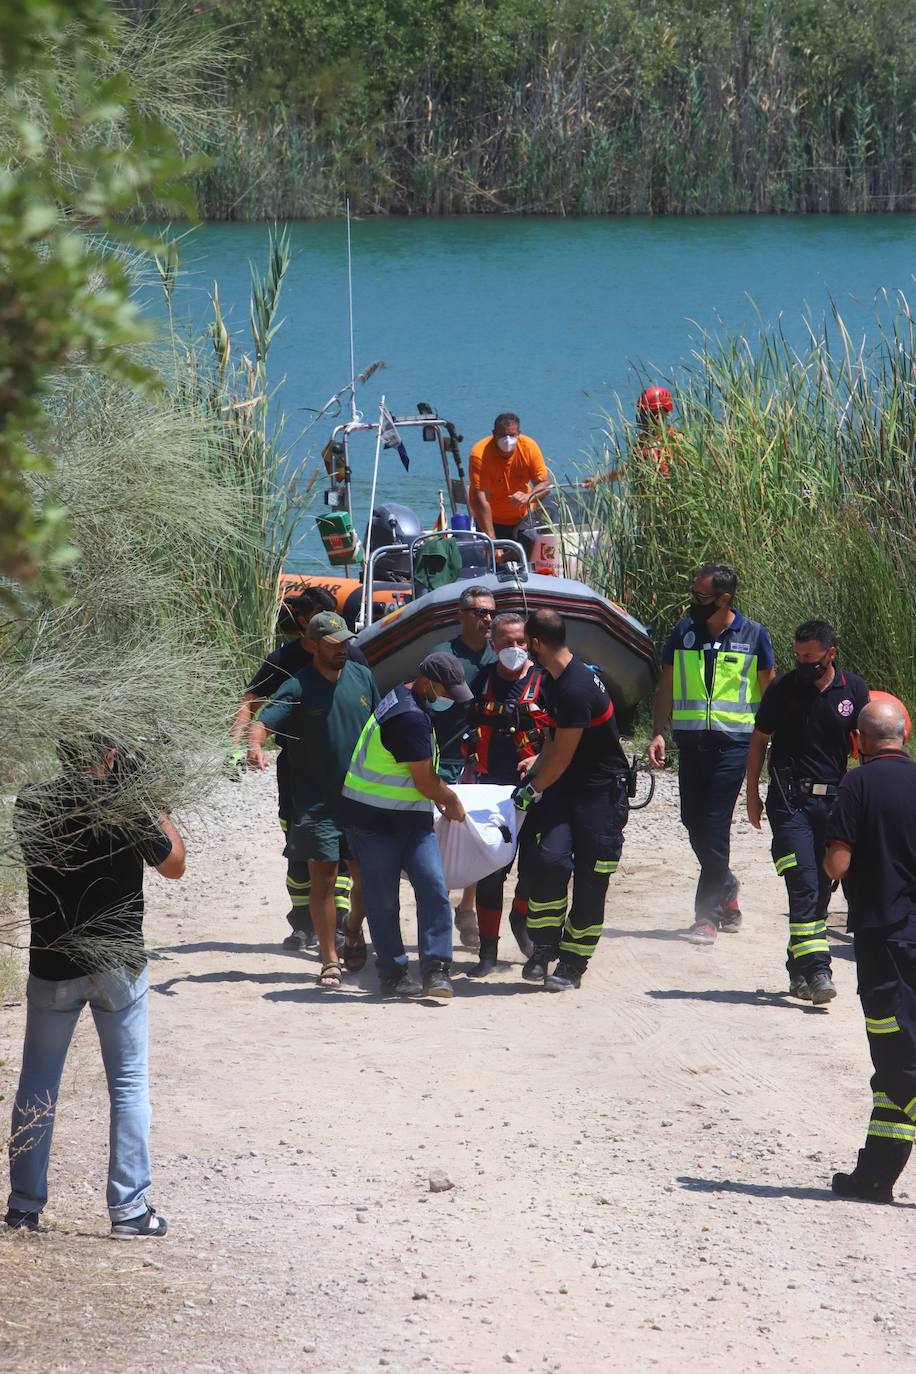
[{"x1": 2, "y1": 768, "x2": 915, "y2": 1373}]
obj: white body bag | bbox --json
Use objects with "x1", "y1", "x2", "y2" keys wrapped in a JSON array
[{"x1": 433, "y1": 784, "x2": 522, "y2": 891}]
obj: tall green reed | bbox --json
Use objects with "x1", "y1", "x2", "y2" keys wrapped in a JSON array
[{"x1": 581, "y1": 299, "x2": 916, "y2": 709}]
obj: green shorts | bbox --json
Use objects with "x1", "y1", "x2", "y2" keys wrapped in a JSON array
[{"x1": 284, "y1": 805, "x2": 349, "y2": 864}]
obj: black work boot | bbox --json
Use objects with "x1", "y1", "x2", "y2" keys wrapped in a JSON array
[
  {"x1": 379, "y1": 966, "x2": 424, "y2": 998},
  {"x1": 509, "y1": 911, "x2": 535, "y2": 958},
  {"x1": 522, "y1": 946, "x2": 555, "y2": 982},
  {"x1": 422, "y1": 960, "x2": 454, "y2": 1000},
  {"x1": 832, "y1": 1142, "x2": 911, "y2": 1204},
  {"x1": 466, "y1": 937, "x2": 498, "y2": 979},
  {"x1": 544, "y1": 958, "x2": 585, "y2": 992}
]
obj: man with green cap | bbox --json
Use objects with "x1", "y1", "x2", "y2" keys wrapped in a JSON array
[{"x1": 248, "y1": 612, "x2": 379, "y2": 989}]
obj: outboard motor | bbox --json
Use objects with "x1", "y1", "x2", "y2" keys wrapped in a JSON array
[{"x1": 367, "y1": 502, "x2": 422, "y2": 581}]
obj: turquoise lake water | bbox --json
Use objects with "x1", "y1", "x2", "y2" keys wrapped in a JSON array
[{"x1": 152, "y1": 215, "x2": 916, "y2": 570}]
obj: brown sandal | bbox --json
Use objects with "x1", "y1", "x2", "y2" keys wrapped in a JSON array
[{"x1": 317, "y1": 962, "x2": 342, "y2": 989}]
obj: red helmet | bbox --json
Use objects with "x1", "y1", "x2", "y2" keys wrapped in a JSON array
[{"x1": 637, "y1": 386, "x2": 673, "y2": 415}]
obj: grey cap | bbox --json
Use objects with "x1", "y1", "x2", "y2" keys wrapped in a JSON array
[{"x1": 417, "y1": 651, "x2": 473, "y2": 703}]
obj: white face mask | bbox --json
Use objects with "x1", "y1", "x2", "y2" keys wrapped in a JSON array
[
  {"x1": 498, "y1": 645, "x2": 528, "y2": 673},
  {"x1": 496, "y1": 434, "x2": 518, "y2": 455},
  {"x1": 428, "y1": 692, "x2": 453, "y2": 712}
]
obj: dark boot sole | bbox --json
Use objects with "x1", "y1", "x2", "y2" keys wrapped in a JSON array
[{"x1": 811, "y1": 984, "x2": 837, "y2": 1006}]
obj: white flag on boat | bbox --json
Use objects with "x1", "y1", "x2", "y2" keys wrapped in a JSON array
[{"x1": 379, "y1": 404, "x2": 410, "y2": 470}]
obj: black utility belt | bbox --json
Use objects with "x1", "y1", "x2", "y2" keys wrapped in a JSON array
[{"x1": 774, "y1": 770, "x2": 839, "y2": 799}]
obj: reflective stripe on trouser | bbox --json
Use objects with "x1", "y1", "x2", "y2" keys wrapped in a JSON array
[
  {"x1": 525, "y1": 784, "x2": 627, "y2": 968},
  {"x1": 766, "y1": 792, "x2": 833, "y2": 977},
  {"x1": 853, "y1": 929, "x2": 916, "y2": 1181},
  {"x1": 286, "y1": 862, "x2": 351, "y2": 931}
]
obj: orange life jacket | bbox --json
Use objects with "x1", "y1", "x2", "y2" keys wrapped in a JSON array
[{"x1": 465, "y1": 666, "x2": 552, "y2": 777}]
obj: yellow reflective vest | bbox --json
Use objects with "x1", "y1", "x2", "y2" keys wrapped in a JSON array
[
  {"x1": 670, "y1": 617, "x2": 768, "y2": 743},
  {"x1": 342, "y1": 685, "x2": 439, "y2": 812}
]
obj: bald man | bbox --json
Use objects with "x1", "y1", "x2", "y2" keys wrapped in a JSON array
[{"x1": 824, "y1": 700, "x2": 916, "y2": 1203}]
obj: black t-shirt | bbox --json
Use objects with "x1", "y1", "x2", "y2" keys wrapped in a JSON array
[
  {"x1": 14, "y1": 777, "x2": 173, "y2": 981},
  {"x1": 827, "y1": 751, "x2": 916, "y2": 933},
  {"x1": 544, "y1": 656, "x2": 628, "y2": 792},
  {"x1": 755, "y1": 666, "x2": 869, "y2": 784}
]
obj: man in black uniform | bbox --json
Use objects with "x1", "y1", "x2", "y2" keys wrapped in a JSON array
[
  {"x1": 512, "y1": 608, "x2": 630, "y2": 992},
  {"x1": 231, "y1": 588, "x2": 370, "y2": 948},
  {"x1": 464, "y1": 611, "x2": 550, "y2": 976},
  {"x1": 746, "y1": 620, "x2": 868, "y2": 1005},
  {"x1": 824, "y1": 699, "x2": 916, "y2": 1203}
]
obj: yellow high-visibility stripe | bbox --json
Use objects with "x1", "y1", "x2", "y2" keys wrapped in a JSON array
[
  {"x1": 563, "y1": 922, "x2": 604, "y2": 939},
  {"x1": 774, "y1": 853, "x2": 798, "y2": 874},
  {"x1": 867, "y1": 1120, "x2": 915, "y2": 1142},
  {"x1": 789, "y1": 939, "x2": 830, "y2": 957},
  {"x1": 528, "y1": 898, "x2": 569, "y2": 912},
  {"x1": 873, "y1": 1091, "x2": 900, "y2": 1111},
  {"x1": 559, "y1": 939, "x2": 596, "y2": 957},
  {"x1": 865, "y1": 1016, "x2": 900, "y2": 1035},
  {"x1": 594, "y1": 860, "x2": 619, "y2": 873},
  {"x1": 789, "y1": 920, "x2": 824, "y2": 935},
  {"x1": 278, "y1": 818, "x2": 288, "y2": 833},
  {"x1": 904, "y1": 1096, "x2": 916, "y2": 1122},
  {"x1": 527, "y1": 915, "x2": 565, "y2": 929}
]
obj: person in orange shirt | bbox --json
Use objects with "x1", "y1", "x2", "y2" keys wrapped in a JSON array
[{"x1": 469, "y1": 412, "x2": 552, "y2": 543}]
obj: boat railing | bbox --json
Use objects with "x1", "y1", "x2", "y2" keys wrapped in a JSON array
[{"x1": 358, "y1": 530, "x2": 529, "y2": 627}]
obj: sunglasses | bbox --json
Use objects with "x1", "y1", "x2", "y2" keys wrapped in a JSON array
[{"x1": 464, "y1": 607, "x2": 495, "y2": 621}]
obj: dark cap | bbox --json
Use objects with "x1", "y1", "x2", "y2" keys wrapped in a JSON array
[
  {"x1": 417, "y1": 651, "x2": 472, "y2": 703},
  {"x1": 308, "y1": 611, "x2": 355, "y2": 644}
]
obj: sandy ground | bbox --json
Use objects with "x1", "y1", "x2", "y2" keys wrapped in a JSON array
[{"x1": 2, "y1": 766, "x2": 916, "y2": 1374}]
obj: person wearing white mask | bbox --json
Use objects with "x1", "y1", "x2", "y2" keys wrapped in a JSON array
[
  {"x1": 469, "y1": 412, "x2": 552, "y2": 545},
  {"x1": 462, "y1": 612, "x2": 551, "y2": 977}
]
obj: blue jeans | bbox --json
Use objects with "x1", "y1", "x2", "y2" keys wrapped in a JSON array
[
  {"x1": 7, "y1": 968, "x2": 153, "y2": 1223},
  {"x1": 678, "y1": 745, "x2": 749, "y2": 920},
  {"x1": 346, "y1": 818, "x2": 453, "y2": 975}
]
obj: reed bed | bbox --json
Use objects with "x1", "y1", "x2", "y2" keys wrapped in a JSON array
[
  {"x1": 580, "y1": 298, "x2": 916, "y2": 709},
  {"x1": 194, "y1": 2, "x2": 916, "y2": 218}
]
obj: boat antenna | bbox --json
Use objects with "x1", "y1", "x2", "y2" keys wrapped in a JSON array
[{"x1": 346, "y1": 197, "x2": 359, "y2": 424}]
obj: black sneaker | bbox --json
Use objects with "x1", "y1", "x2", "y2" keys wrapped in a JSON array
[
  {"x1": 807, "y1": 972, "x2": 840, "y2": 1005},
  {"x1": 716, "y1": 898, "x2": 742, "y2": 934},
  {"x1": 831, "y1": 1170, "x2": 894, "y2": 1205},
  {"x1": 808, "y1": 971, "x2": 837, "y2": 1006},
  {"x1": 282, "y1": 926, "x2": 317, "y2": 951},
  {"x1": 422, "y1": 962, "x2": 454, "y2": 1000},
  {"x1": 522, "y1": 947, "x2": 555, "y2": 982},
  {"x1": 544, "y1": 959, "x2": 583, "y2": 992},
  {"x1": 379, "y1": 967, "x2": 424, "y2": 998},
  {"x1": 4, "y1": 1207, "x2": 39, "y2": 1232},
  {"x1": 110, "y1": 1206, "x2": 168, "y2": 1238}
]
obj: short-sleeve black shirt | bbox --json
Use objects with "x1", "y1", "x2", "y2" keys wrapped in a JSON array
[
  {"x1": 755, "y1": 665, "x2": 869, "y2": 784},
  {"x1": 14, "y1": 777, "x2": 173, "y2": 980},
  {"x1": 544, "y1": 656, "x2": 628, "y2": 792},
  {"x1": 827, "y1": 751, "x2": 916, "y2": 933}
]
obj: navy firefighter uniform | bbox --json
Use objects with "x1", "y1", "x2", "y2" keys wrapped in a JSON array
[
  {"x1": 663, "y1": 609, "x2": 775, "y2": 931},
  {"x1": 826, "y1": 749, "x2": 916, "y2": 1201},
  {"x1": 753, "y1": 663, "x2": 868, "y2": 987},
  {"x1": 524, "y1": 658, "x2": 630, "y2": 976},
  {"x1": 465, "y1": 659, "x2": 551, "y2": 964}
]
